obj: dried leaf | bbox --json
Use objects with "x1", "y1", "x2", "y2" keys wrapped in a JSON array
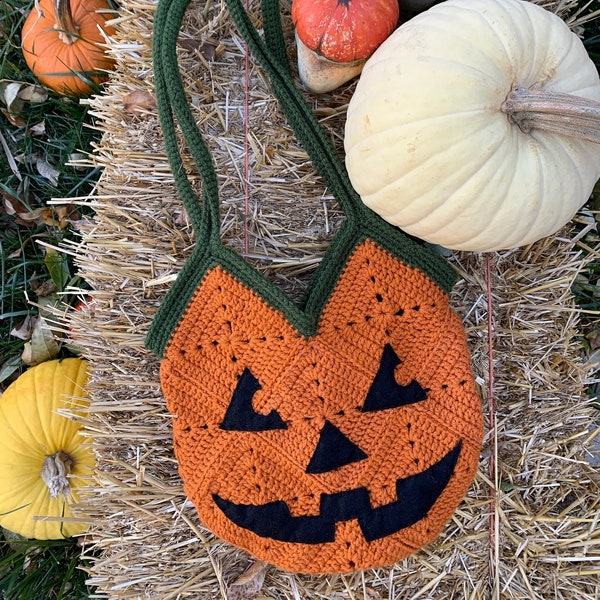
[
  {"x1": 2, "y1": 193, "x2": 22, "y2": 216},
  {"x1": 9, "y1": 205, "x2": 51, "y2": 227},
  {"x1": 0, "y1": 107, "x2": 26, "y2": 127},
  {"x1": 0, "y1": 81, "x2": 25, "y2": 114},
  {"x1": 179, "y1": 38, "x2": 222, "y2": 60},
  {"x1": 25, "y1": 208, "x2": 54, "y2": 226},
  {"x1": 122, "y1": 90, "x2": 157, "y2": 115},
  {"x1": 17, "y1": 83, "x2": 48, "y2": 103},
  {"x1": 0, "y1": 80, "x2": 48, "y2": 118},
  {"x1": 2, "y1": 192, "x2": 77, "y2": 229},
  {"x1": 586, "y1": 424, "x2": 600, "y2": 467},
  {"x1": 173, "y1": 207, "x2": 189, "y2": 227},
  {"x1": 34, "y1": 155, "x2": 60, "y2": 186},
  {"x1": 2, "y1": 193, "x2": 49, "y2": 227},
  {"x1": 584, "y1": 347, "x2": 600, "y2": 368},
  {"x1": 21, "y1": 316, "x2": 59, "y2": 365},
  {"x1": 225, "y1": 561, "x2": 268, "y2": 600},
  {"x1": 199, "y1": 41, "x2": 218, "y2": 61},
  {"x1": 43, "y1": 204, "x2": 79, "y2": 229},
  {"x1": 586, "y1": 327, "x2": 600, "y2": 351},
  {"x1": 179, "y1": 37, "x2": 200, "y2": 52},
  {"x1": 37, "y1": 293, "x2": 63, "y2": 322},
  {"x1": 10, "y1": 315, "x2": 35, "y2": 340},
  {"x1": 27, "y1": 121, "x2": 46, "y2": 137},
  {"x1": 33, "y1": 279, "x2": 59, "y2": 298},
  {"x1": 68, "y1": 152, "x2": 90, "y2": 169}
]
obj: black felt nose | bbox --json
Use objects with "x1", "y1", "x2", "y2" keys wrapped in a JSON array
[{"x1": 306, "y1": 420, "x2": 368, "y2": 474}]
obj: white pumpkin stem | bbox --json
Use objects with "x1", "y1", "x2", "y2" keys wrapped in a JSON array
[
  {"x1": 41, "y1": 450, "x2": 74, "y2": 499},
  {"x1": 54, "y1": 0, "x2": 79, "y2": 45},
  {"x1": 502, "y1": 84, "x2": 600, "y2": 144}
]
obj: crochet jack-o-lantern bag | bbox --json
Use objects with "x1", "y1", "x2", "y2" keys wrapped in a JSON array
[{"x1": 147, "y1": 0, "x2": 484, "y2": 575}]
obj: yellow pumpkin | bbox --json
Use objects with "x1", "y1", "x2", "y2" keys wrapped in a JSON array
[
  {"x1": 0, "y1": 359, "x2": 94, "y2": 539},
  {"x1": 344, "y1": 0, "x2": 600, "y2": 251}
]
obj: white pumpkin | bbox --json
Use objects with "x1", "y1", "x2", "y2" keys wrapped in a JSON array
[{"x1": 344, "y1": 0, "x2": 600, "y2": 252}]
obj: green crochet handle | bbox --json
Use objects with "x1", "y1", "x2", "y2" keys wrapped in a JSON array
[
  {"x1": 154, "y1": 0, "x2": 370, "y2": 234},
  {"x1": 147, "y1": 0, "x2": 457, "y2": 355}
]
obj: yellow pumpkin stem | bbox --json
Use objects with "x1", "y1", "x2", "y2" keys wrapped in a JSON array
[
  {"x1": 54, "y1": 0, "x2": 79, "y2": 45},
  {"x1": 41, "y1": 450, "x2": 74, "y2": 499},
  {"x1": 502, "y1": 84, "x2": 600, "y2": 144}
]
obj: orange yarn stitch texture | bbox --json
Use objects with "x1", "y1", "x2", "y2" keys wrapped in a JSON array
[{"x1": 161, "y1": 239, "x2": 484, "y2": 574}]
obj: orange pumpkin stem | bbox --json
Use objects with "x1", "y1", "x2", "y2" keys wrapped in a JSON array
[
  {"x1": 40, "y1": 450, "x2": 74, "y2": 499},
  {"x1": 54, "y1": 0, "x2": 79, "y2": 45},
  {"x1": 502, "y1": 84, "x2": 600, "y2": 144}
]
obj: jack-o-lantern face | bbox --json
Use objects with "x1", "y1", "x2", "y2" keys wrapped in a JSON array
[{"x1": 161, "y1": 240, "x2": 483, "y2": 574}]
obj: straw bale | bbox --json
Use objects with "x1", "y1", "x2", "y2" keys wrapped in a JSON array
[{"x1": 61, "y1": 0, "x2": 600, "y2": 597}]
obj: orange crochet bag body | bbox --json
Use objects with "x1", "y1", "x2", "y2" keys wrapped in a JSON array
[{"x1": 147, "y1": 0, "x2": 484, "y2": 574}]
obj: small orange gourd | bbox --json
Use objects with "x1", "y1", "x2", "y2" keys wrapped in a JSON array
[
  {"x1": 21, "y1": 0, "x2": 116, "y2": 97},
  {"x1": 291, "y1": 0, "x2": 399, "y2": 93}
]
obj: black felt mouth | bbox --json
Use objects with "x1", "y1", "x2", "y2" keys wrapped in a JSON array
[{"x1": 213, "y1": 440, "x2": 462, "y2": 544}]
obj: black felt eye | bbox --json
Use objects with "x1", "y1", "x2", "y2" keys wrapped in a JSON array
[
  {"x1": 220, "y1": 368, "x2": 287, "y2": 431},
  {"x1": 361, "y1": 344, "x2": 427, "y2": 412}
]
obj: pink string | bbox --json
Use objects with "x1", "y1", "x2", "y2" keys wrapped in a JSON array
[
  {"x1": 486, "y1": 253, "x2": 498, "y2": 592},
  {"x1": 243, "y1": 0, "x2": 250, "y2": 255}
]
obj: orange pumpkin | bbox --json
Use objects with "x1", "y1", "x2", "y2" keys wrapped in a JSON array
[
  {"x1": 291, "y1": 0, "x2": 400, "y2": 93},
  {"x1": 292, "y1": 0, "x2": 399, "y2": 62},
  {"x1": 160, "y1": 240, "x2": 483, "y2": 574},
  {"x1": 21, "y1": 0, "x2": 116, "y2": 97}
]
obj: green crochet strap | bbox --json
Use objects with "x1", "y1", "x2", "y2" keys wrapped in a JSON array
[
  {"x1": 226, "y1": 0, "x2": 363, "y2": 223},
  {"x1": 224, "y1": 0, "x2": 457, "y2": 287},
  {"x1": 153, "y1": 0, "x2": 219, "y2": 238},
  {"x1": 157, "y1": 0, "x2": 362, "y2": 227},
  {"x1": 156, "y1": 0, "x2": 457, "y2": 285},
  {"x1": 147, "y1": 0, "x2": 458, "y2": 356},
  {"x1": 261, "y1": 0, "x2": 290, "y2": 74}
]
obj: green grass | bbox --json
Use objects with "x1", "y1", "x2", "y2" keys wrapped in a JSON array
[
  {"x1": 0, "y1": 0, "x2": 101, "y2": 385},
  {"x1": 0, "y1": 535, "x2": 94, "y2": 600}
]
